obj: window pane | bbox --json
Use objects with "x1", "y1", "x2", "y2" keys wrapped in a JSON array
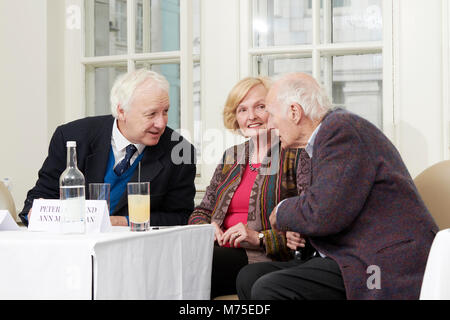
[
  {"x1": 332, "y1": 0, "x2": 382, "y2": 43},
  {"x1": 135, "y1": 63, "x2": 180, "y2": 130},
  {"x1": 86, "y1": 65, "x2": 127, "y2": 116},
  {"x1": 254, "y1": 55, "x2": 313, "y2": 77},
  {"x1": 135, "y1": 0, "x2": 180, "y2": 53},
  {"x1": 86, "y1": 0, "x2": 128, "y2": 57},
  {"x1": 253, "y1": 0, "x2": 312, "y2": 47},
  {"x1": 332, "y1": 53, "x2": 383, "y2": 128}
]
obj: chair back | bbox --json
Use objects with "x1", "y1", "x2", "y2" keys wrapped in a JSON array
[
  {"x1": 414, "y1": 160, "x2": 450, "y2": 230},
  {"x1": 0, "y1": 181, "x2": 16, "y2": 221}
]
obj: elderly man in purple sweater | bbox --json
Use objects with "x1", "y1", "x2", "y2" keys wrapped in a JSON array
[{"x1": 236, "y1": 72, "x2": 438, "y2": 300}]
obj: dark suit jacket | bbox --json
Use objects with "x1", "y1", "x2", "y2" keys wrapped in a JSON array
[
  {"x1": 19, "y1": 115, "x2": 196, "y2": 226},
  {"x1": 277, "y1": 109, "x2": 439, "y2": 300}
]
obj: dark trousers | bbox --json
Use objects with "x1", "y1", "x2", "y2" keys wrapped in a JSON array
[
  {"x1": 236, "y1": 257, "x2": 346, "y2": 300},
  {"x1": 211, "y1": 245, "x2": 248, "y2": 299}
]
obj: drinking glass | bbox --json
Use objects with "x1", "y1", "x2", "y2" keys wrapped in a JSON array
[
  {"x1": 127, "y1": 182, "x2": 150, "y2": 231},
  {"x1": 89, "y1": 183, "x2": 111, "y2": 213}
]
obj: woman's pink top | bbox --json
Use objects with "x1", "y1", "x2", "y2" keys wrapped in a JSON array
[{"x1": 222, "y1": 163, "x2": 261, "y2": 247}]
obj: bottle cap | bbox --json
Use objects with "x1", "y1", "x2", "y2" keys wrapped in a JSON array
[{"x1": 66, "y1": 141, "x2": 77, "y2": 147}]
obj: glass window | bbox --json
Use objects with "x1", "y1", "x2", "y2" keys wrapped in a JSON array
[
  {"x1": 253, "y1": 0, "x2": 312, "y2": 47},
  {"x1": 332, "y1": 53, "x2": 383, "y2": 128},
  {"x1": 135, "y1": 0, "x2": 180, "y2": 53},
  {"x1": 87, "y1": 0, "x2": 128, "y2": 57},
  {"x1": 332, "y1": 0, "x2": 382, "y2": 43}
]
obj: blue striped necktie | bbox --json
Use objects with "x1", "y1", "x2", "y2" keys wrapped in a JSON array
[{"x1": 114, "y1": 144, "x2": 138, "y2": 176}]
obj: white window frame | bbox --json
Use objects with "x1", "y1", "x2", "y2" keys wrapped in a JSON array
[{"x1": 239, "y1": 0, "x2": 394, "y2": 140}]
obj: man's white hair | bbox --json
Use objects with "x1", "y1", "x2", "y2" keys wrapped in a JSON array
[
  {"x1": 275, "y1": 73, "x2": 332, "y2": 121},
  {"x1": 110, "y1": 68, "x2": 170, "y2": 118}
]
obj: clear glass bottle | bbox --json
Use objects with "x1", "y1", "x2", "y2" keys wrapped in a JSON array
[{"x1": 59, "y1": 141, "x2": 86, "y2": 234}]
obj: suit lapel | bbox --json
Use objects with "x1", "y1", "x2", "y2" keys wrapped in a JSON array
[
  {"x1": 85, "y1": 117, "x2": 115, "y2": 187},
  {"x1": 131, "y1": 145, "x2": 164, "y2": 182}
]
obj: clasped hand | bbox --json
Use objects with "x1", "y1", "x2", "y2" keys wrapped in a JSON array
[
  {"x1": 269, "y1": 206, "x2": 306, "y2": 250},
  {"x1": 211, "y1": 222, "x2": 259, "y2": 248},
  {"x1": 211, "y1": 221, "x2": 306, "y2": 250}
]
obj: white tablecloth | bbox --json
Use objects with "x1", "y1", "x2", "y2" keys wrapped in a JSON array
[
  {"x1": 0, "y1": 225, "x2": 215, "y2": 300},
  {"x1": 420, "y1": 228, "x2": 450, "y2": 300}
]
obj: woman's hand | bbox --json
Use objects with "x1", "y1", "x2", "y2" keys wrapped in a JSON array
[
  {"x1": 222, "y1": 223, "x2": 259, "y2": 248},
  {"x1": 286, "y1": 231, "x2": 306, "y2": 250},
  {"x1": 211, "y1": 222, "x2": 224, "y2": 246}
]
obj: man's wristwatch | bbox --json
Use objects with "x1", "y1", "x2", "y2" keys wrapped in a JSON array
[{"x1": 258, "y1": 232, "x2": 265, "y2": 248}]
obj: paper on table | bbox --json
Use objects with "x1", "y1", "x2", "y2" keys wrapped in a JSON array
[
  {"x1": 86, "y1": 200, "x2": 112, "y2": 234},
  {"x1": 0, "y1": 210, "x2": 20, "y2": 231},
  {"x1": 28, "y1": 199, "x2": 112, "y2": 233}
]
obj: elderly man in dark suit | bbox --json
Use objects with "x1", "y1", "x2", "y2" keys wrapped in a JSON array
[
  {"x1": 236, "y1": 72, "x2": 438, "y2": 300},
  {"x1": 19, "y1": 69, "x2": 196, "y2": 227}
]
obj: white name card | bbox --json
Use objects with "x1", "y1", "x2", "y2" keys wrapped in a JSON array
[
  {"x1": 28, "y1": 199, "x2": 112, "y2": 234},
  {"x1": 0, "y1": 210, "x2": 20, "y2": 231}
]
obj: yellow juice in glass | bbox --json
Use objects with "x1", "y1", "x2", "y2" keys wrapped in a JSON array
[{"x1": 128, "y1": 194, "x2": 150, "y2": 223}]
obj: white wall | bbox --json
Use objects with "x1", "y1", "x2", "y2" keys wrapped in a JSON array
[
  {"x1": 200, "y1": 0, "x2": 244, "y2": 186},
  {"x1": 394, "y1": 0, "x2": 449, "y2": 177},
  {"x1": 0, "y1": 0, "x2": 65, "y2": 217}
]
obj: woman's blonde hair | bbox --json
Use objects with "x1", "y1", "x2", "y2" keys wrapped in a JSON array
[{"x1": 223, "y1": 76, "x2": 272, "y2": 132}]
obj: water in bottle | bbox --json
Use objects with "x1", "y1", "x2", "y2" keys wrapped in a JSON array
[{"x1": 59, "y1": 141, "x2": 86, "y2": 234}]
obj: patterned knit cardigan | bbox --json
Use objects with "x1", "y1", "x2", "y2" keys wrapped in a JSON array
[{"x1": 188, "y1": 141, "x2": 310, "y2": 263}]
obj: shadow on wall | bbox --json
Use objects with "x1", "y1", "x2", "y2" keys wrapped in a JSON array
[{"x1": 398, "y1": 121, "x2": 429, "y2": 179}]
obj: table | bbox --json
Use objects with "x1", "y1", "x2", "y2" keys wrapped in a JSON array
[
  {"x1": 420, "y1": 228, "x2": 450, "y2": 299},
  {"x1": 0, "y1": 225, "x2": 215, "y2": 300}
]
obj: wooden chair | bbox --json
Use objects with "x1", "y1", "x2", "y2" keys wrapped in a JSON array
[{"x1": 414, "y1": 160, "x2": 450, "y2": 230}]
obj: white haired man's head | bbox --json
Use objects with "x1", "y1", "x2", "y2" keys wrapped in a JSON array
[
  {"x1": 275, "y1": 72, "x2": 331, "y2": 121},
  {"x1": 112, "y1": 69, "x2": 171, "y2": 146},
  {"x1": 266, "y1": 72, "x2": 331, "y2": 148},
  {"x1": 110, "y1": 68, "x2": 170, "y2": 118}
]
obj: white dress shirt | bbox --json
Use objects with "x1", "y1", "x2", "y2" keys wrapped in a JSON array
[
  {"x1": 111, "y1": 120, "x2": 146, "y2": 168},
  {"x1": 305, "y1": 123, "x2": 322, "y2": 159}
]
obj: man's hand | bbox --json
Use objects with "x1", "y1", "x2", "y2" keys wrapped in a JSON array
[
  {"x1": 286, "y1": 232, "x2": 306, "y2": 250},
  {"x1": 110, "y1": 216, "x2": 128, "y2": 226},
  {"x1": 27, "y1": 198, "x2": 44, "y2": 222}
]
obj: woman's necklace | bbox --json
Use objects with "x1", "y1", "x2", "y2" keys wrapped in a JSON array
[{"x1": 248, "y1": 146, "x2": 260, "y2": 172}]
